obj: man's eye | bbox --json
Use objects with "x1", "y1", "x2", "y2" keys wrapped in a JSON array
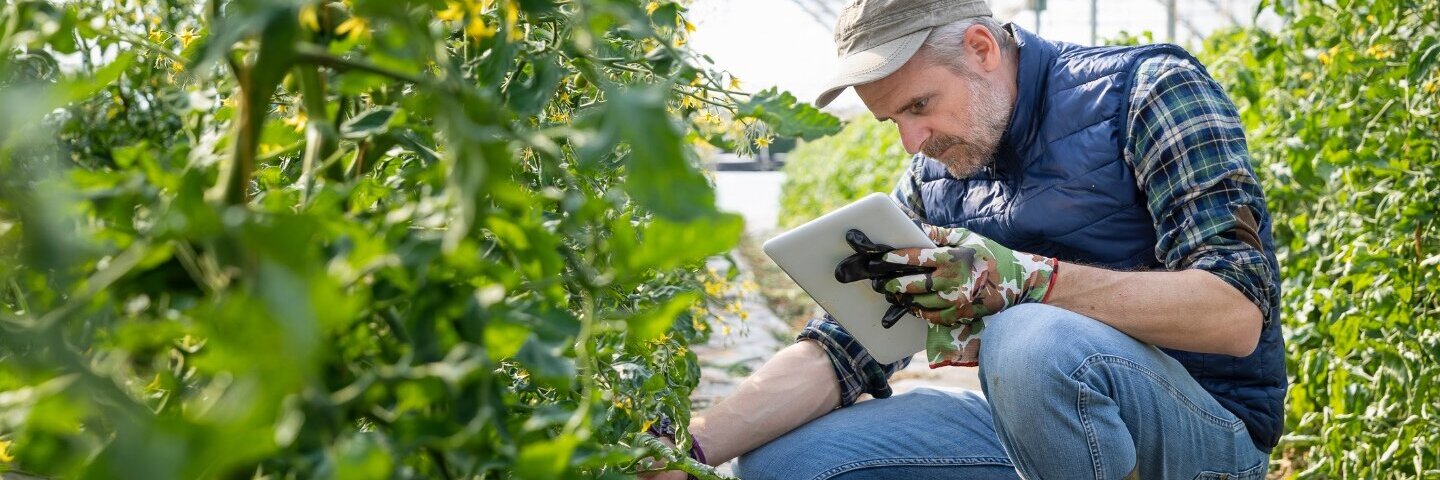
[{"x1": 910, "y1": 98, "x2": 928, "y2": 112}]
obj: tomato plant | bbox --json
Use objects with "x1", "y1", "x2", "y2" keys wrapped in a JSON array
[
  {"x1": 0, "y1": 0, "x2": 838, "y2": 478},
  {"x1": 1203, "y1": 0, "x2": 1439, "y2": 475}
]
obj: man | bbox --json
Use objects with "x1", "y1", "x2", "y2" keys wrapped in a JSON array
[{"x1": 643, "y1": 0, "x2": 1285, "y2": 478}]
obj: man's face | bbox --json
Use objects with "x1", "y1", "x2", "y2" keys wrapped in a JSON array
[{"x1": 854, "y1": 33, "x2": 1014, "y2": 178}]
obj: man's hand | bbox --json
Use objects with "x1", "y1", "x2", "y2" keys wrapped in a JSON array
[
  {"x1": 882, "y1": 224, "x2": 1058, "y2": 326},
  {"x1": 834, "y1": 228, "x2": 934, "y2": 327},
  {"x1": 837, "y1": 225, "x2": 1058, "y2": 327},
  {"x1": 636, "y1": 436, "x2": 689, "y2": 480}
]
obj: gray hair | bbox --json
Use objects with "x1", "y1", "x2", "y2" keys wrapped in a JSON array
[{"x1": 916, "y1": 17, "x2": 1017, "y2": 76}]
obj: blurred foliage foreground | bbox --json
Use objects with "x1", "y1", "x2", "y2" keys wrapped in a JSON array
[
  {"x1": 0, "y1": 0, "x2": 841, "y2": 478},
  {"x1": 780, "y1": 0, "x2": 1439, "y2": 477}
]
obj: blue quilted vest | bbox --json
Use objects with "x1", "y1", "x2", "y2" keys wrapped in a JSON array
[{"x1": 914, "y1": 26, "x2": 1286, "y2": 451}]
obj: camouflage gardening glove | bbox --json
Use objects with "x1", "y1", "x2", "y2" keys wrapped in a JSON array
[
  {"x1": 834, "y1": 229, "x2": 934, "y2": 329},
  {"x1": 836, "y1": 226, "x2": 1059, "y2": 368}
]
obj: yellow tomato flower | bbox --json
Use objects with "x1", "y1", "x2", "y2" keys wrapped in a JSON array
[
  {"x1": 1321, "y1": 45, "x2": 1340, "y2": 66},
  {"x1": 646, "y1": 1, "x2": 661, "y2": 15},
  {"x1": 283, "y1": 111, "x2": 308, "y2": 132},
  {"x1": 299, "y1": 5, "x2": 320, "y2": 31},
  {"x1": 466, "y1": 17, "x2": 497, "y2": 39},
  {"x1": 503, "y1": 2, "x2": 521, "y2": 41},
  {"x1": 754, "y1": 134, "x2": 773, "y2": 148},
  {"x1": 0, "y1": 439, "x2": 13, "y2": 463},
  {"x1": 177, "y1": 27, "x2": 198, "y2": 48},
  {"x1": 1365, "y1": 44, "x2": 1394, "y2": 60},
  {"x1": 697, "y1": 111, "x2": 721, "y2": 126},
  {"x1": 438, "y1": 1, "x2": 466, "y2": 22},
  {"x1": 148, "y1": 29, "x2": 165, "y2": 43},
  {"x1": 703, "y1": 279, "x2": 725, "y2": 296},
  {"x1": 336, "y1": 16, "x2": 369, "y2": 40},
  {"x1": 728, "y1": 75, "x2": 742, "y2": 90}
]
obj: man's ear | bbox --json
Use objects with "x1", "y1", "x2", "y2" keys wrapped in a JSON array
[{"x1": 964, "y1": 24, "x2": 1001, "y2": 73}]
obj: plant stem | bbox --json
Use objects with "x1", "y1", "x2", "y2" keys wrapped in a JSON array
[
  {"x1": 294, "y1": 44, "x2": 434, "y2": 88},
  {"x1": 221, "y1": 62, "x2": 257, "y2": 205},
  {"x1": 562, "y1": 288, "x2": 598, "y2": 438},
  {"x1": 295, "y1": 63, "x2": 341, "y2": 191}
]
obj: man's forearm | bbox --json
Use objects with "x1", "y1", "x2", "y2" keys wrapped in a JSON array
[
  {"x1": 1045, "y1": 262, "x2": 1262, "y2": 357},
  {"x1": 688, "y1": 339, "x2": 840, "y2": 466}
]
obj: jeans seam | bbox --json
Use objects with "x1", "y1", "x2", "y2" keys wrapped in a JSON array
[
  {"x1": 811, "y1": 456, "x2": 1014, "y2": 480},
  {"x1": 1070, "y1": 353, "x2": 1243, "y2": 432},
  {"x1": 1194, "y1": 457, "x2": 1269, "y2": 480},
  {"x1": 1077, "y1": 383, "x2": 1106, "y2": 480}
]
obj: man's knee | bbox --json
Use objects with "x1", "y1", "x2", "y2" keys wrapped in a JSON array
[
  {"x1": 978, "y1": 304, "x2": 1125, "y2": 392},
  {"x1": 734, "y1": 437, "x2": 826, "y2": 480}
]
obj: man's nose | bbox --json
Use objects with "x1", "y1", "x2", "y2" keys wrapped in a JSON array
[{"x1": 897, "y1": 121, "x2": 929, "y2": 155}]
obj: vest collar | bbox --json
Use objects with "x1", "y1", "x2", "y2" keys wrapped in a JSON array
[{"x1": 997, "y1": 25, "x2": 1055, "y2": 172}]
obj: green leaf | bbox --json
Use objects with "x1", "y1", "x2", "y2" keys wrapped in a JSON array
[
  {"x1": 514, "y1": 335, "x2": 576, "y2": 388},
  {"x1": 506, "y1": 56, "x2": 566, "y2": 117},
  {"x1": 737, "y1": 87, "x2": 843, "y2": 141},
  {"x1": 515, "y1": 434, "x2": 579, "y2": 480},
  {"x1": 59, "y1": 52, "x2": 133, "y2": 103},
  {"x1": 341, "y1": 106, "x2": 403, "y2": 139},
  {"x1": 626, "y1": 213, "x2": 743, "y2": 273},
  {"x1": 627, "y1": 292, "x2": 699, "y2": 342},
  {"x1": 1408, "y1": 36, "x2": 1439, "y2": 83},
  {"x1": 604, "y1": 87, "x2": 718, "y2": 221}
]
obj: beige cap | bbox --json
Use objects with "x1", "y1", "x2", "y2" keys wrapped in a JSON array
[{"x1": 815, "y1": 0, "x2": 993, "y2": 108}]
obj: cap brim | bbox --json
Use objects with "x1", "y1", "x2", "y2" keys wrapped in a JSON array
[{"x1": 814, "y1": 28, "x2": 932, "y2": 108}]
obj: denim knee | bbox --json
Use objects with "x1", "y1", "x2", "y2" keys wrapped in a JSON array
[
  {"x1": 978, "y1": 304, "x2": 1121, "y2": 395},
  {"x1": 735, "y1": 438, "x2": 824, "y2": 480}
]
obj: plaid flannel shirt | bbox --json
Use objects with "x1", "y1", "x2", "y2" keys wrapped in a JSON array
[{"x1": 796, "y1": 54, "x2": 1280, "y2": 407}]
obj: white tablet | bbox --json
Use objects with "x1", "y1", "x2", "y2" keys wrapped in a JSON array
[{"x1": 762, "y1": 193, "x2": 934, "y2": 364}]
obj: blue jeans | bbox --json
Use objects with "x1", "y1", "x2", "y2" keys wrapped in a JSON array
[{"x1": 734, "y1": 304, "x2": 1271, "y2": 479}]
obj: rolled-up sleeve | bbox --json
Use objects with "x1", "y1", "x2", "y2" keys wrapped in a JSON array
[
  {"x1": 796, "y1": 314, "x2": 913, "y2": 406},
  {"x1": 1126, "y1": 57, "x2": 1280, "y2": 327}
]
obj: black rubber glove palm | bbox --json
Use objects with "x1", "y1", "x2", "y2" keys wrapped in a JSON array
[{"x1": 833, "y1": 229, "x2": 934, "y2": 328}]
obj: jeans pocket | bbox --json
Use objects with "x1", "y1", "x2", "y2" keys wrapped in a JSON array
[{"x1": 1192, "y1": 458, "x2": 1268, "y2": 480}]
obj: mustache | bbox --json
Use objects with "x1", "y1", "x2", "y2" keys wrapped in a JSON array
[{"x1": 920, "y1": 134, "x2": 965, "y2": 159}]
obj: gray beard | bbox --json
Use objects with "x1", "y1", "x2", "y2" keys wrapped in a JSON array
[{"x1": 921, "y1": 74, "x2": 1012, "y2": 178}]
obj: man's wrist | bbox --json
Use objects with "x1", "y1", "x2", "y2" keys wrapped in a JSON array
[
  {"x1": 646, "y1": 415, "x2": 706, "y2": 477},
  {"x1": 1034, "y1": 257, "x2": 1060, "y2": 304}
]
